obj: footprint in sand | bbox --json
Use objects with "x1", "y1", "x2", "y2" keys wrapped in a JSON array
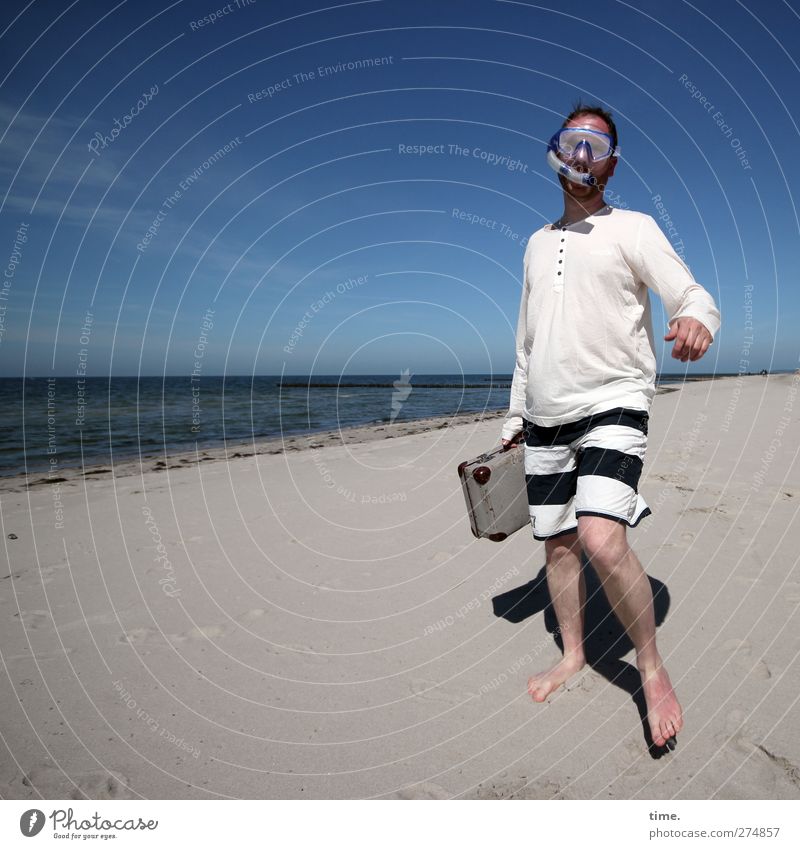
[
  {"x1": 714, "y1": 710, "x2": 800, "y2": 793},
  {"x1": 427, "y1": 544, "x2": 468, "y2": 564},
  {"x1": 714, "y1": 709, "x2": 770, "y2": 759},
  {"x1": 715, "y1": 638, "x2": 771, "y2": 681},
  {"x1": 39, "y1": 562, "x2": 68, "y2": 582},
  {"x1": 467, "y1": 777, "x2": 569, "y2": 800},
  {"x1": 392, "y1": 781, "x2": 450, "y2": 799},
  {"x1": 236, "y1": 608, "x2": 268, "y2": 622},
  {"x1": 613, "y1": 737, "x2": 647, "y2": 769},
  {"x1": 280, "y1": 643, "x2": 331, "y2": 665},
  {"x1": 54, "y1": 612, "x2": 122, "y2": 633},
  {"x1": 15, "y1": 610, "x2": 53, "y2": 630},
  {"x1": 408, "y1": 677, "x2": 467, "y2": 704},
  {"x1": 4, "y1": 647, "x2": 74, "y2": 662},
  {"x1": 16, "y1": 609, "x2": 121, "y2": 633},
  {"x1": 118, "y1": 627, "x2": 168, "y2": 646},
  {"x1": 575, "y1": 672, "x2": 598, "y2": 694},
  {"x1": 178, "y1": 624, "x2": 235, "y2": 641},
  {"x1": 19, "y1": 765, "x2": 133, "y2": 799},
  {"x1": 119, "y1": 623, "x2": 236, "y2": 645}
]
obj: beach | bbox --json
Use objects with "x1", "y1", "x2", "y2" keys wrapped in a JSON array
[{"x1": 1, "y1": 372, "x2": 799, "y2": 800}]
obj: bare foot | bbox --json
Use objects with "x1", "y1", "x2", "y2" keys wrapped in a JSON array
[
  {"x1": 527, "y1": 653, "x2": 585, "y2": 702},
  {"x1": 640, "y1": 662, "x2": 683, "y2": 748}
]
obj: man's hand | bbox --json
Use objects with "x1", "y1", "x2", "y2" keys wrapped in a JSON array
[
  {"x1": 501, "y1": 431, "x2": 524, "y2": 450},
  {"x1": 664, "y1": 317, "x2": 712, "y2": 362}
]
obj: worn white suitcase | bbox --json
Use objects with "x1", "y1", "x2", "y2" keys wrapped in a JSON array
[{"x1": 457, "y1": 437, "x2": 530, "y2": 541}]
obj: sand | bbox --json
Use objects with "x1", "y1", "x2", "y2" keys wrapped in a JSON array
[{"x1": 1, "y1": 373, "x2": 799, "y2": 800}]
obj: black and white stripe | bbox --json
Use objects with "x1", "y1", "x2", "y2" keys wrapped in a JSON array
[{"x1": 523, "y1": 408, "x2": 651, "y2": 540}]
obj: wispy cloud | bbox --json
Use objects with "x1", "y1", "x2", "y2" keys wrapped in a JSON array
[{"x1": 0, "y1": 102, "x2": 133, "y2": 202}]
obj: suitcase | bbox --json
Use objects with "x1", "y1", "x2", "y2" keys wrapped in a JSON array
[{"x1": 457, "y1": 433, "x2": 530, "y2": 541}]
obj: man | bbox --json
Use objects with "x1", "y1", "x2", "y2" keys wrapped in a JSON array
[{"x1": 500, "y1": 103, "x2": 720, "y2": 750}]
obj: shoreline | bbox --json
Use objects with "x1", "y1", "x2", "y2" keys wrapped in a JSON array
[
  {"x1": 4, "y1": 407, "x2": 511, "y2": 493},
  {"x1": 0, "y1": 378, "x2": 729, "y2": 493}
]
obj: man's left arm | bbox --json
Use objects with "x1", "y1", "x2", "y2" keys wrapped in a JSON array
[{"x1": 632, "y1": 215, "x2": 721, "y2": 362}]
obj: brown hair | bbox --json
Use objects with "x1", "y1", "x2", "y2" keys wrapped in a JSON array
[{"x1": 562, "y1": 101, "x2": 618, "y2": 151}]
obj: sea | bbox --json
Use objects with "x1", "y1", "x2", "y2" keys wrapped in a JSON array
[{"x1": 0, "y1": 372, "x2": 743, "y2": 477}]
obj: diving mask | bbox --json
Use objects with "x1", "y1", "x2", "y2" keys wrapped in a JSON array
[{"x1": 546, "y1": 127, "x2": 619, "y2": 186}]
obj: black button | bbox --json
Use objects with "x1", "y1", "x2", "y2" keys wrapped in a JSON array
[
  {"x1": 561, "y1": 227, "x2": 566, "y2": 232},
  {"x1": 558, "y1": 260, "x2": 562, "y2": 264},
  {"x1": 559, "y1": 249, "x2": 563, "y2": 253},
  {"x1": 560, "y1": 238, "x2": 565, "y2": 243},
  {"x1": 557, "y1": 271, "x2": 562, "y2": 275}
]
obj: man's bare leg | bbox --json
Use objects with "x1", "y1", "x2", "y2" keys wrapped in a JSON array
[
  {"x1": 528, "y1": 531, "x2": 587, "y2": 702},
  {"x1": 577, "y1": 515, "x2": 683, "y2": 748}
]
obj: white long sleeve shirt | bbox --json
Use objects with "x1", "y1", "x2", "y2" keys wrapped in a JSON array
[{"x1": 501, "y1": 206, "x2": 721, "y2": 440}]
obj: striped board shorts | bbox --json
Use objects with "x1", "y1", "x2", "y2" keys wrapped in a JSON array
[{"x1": 522, "y1": 407, "x2": 651, "y2": 541}]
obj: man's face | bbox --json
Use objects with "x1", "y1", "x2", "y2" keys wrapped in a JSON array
[{"x1": 557, "y1": 113, "x2": 617, "y2": 199}]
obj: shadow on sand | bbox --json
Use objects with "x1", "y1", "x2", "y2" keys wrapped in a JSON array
[{"x1": 493, "y1": 556, "x2": 675, "y2": 759}]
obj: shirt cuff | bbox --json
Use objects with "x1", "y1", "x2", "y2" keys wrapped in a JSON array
[
  {"x1": 668, "y1": 310, "x2": 720, "y2": 340},
  {"x1": 501, "y1": 415, "x2": 524, "y2": 442}
]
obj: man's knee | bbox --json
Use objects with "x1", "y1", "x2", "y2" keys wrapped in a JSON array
[
  {"x1": 544, "y1": 530, "x2": 580, "y2": 562},
  {"x1": 577, "y1": 515, "x2": 629, "y2": 571}
]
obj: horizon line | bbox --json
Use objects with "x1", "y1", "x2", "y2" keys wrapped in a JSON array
[{"x1": 0, "y1": 370, "x2": 787, "y2": 380}]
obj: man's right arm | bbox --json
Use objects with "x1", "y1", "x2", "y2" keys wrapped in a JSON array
[{"x1": 501, "y1": 245, "x2": 532, "y2": 445}]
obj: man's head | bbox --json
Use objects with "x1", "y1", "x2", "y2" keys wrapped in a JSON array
[
  {"x1": 547, "y1": 101, "x2": 619, "y2": 196},
  {"x1": 562, "y1": 102, "x2": 618, "y2": 152}
]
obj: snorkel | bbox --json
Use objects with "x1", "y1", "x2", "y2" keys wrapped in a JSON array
[{"x1": 546, "y1": 147, "x2": 598, "y2": 186}]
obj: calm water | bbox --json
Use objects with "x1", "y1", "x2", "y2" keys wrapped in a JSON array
[{"x1": 0, "y1": 373, "x2": 734, "y2": 477}]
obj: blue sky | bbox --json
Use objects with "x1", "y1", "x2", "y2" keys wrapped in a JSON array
[{"x1": 0, "y1": 0, "x2": 798, "y2": 377}]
